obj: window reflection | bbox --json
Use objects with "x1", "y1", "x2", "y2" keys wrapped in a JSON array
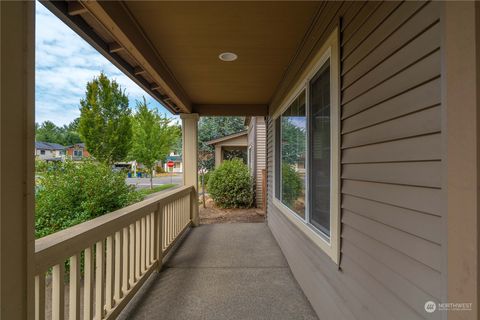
[{"x1": 280, "y1": 91, "x2": 306, "y2": 218}]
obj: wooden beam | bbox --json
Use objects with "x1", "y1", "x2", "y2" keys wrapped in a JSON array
[
  {"x1": 192, "y1": 104, "x2": 268, "y2": 116},
  {"x1": 150, "y1": 83, "x2": 160, "y2": 91},
  {"x1": 133, "y1": 66, "x2": 146, "y2": 76},
  {"x1": 67, "y1": 1, "x2": 87, "y2": 16},
  {"x1": 80, "y1": 1, "x2": 192, "y2": 113},
  {"x1": 40, "y1": 0, "x2": 180, "y2": 114},
  {"x1": 108, "y1": 42, "x2": 123, "y2": 53}
]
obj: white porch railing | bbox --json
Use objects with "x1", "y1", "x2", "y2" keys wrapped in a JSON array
[{"x1": 34, "y1": 185, "x2": 197, "y2": 320}]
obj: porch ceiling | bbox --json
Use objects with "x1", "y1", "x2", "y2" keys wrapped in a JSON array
[
  {"x1": 41, "y1": 1, "x2": 322, "y2": 115},
  {"x1": 124, "y1": 2, "x2": 320, "y2": 106}
]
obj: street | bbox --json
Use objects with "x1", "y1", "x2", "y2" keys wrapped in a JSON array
[{"x1": 126, "y1": 174, "x2": 183, "y2": 189}]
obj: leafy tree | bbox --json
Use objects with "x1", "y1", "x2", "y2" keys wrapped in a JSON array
[
  {"x1": 36, "y1": 121, "x2": 63, "y2": 143},
  {"x1": 171, "y1": 131, "x2": 182, "y2": 156},
  {"x1": 281, "y1": 117, "x2": 306, "y2": 165},
  {"x1": 129, "y1": 98, "x2": 180, "y2": 189},
  {"x1": 61, "y1": 118, "x2": 82, "y2": 146},
  {"x1": 78, "y1": 72, "x2": 132, "y2": 164},
  {"x1": 198, "y1": 116, "x2": 246, "y2": 170},
  {"x1": 35, "y1": 119, "x2": 82, "y2": 146}
]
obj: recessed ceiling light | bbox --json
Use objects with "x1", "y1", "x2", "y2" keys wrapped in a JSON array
[{"x1": 219, "y1": 52, "x2": 238, "y2": 62}]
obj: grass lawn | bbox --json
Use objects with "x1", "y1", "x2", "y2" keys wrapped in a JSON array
[{"x1": 136, "y1": 183, "x2": 176, "y2": 198}]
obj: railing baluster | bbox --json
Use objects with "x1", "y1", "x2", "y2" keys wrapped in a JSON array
[
  {"x1": 52, "y1": 263, "x2": 65, "y2": 320},
  {"x1": 162, "y1": 204, "x2": 166, "y2": 251},
  {"x1": 69, "y1": 254, "x2": 80, "y2": 320},
  {"x1": 149, "y1": 212, "x2": 153, "y2": 263},
  {"x1": 150, "y1": 212, "x2": 155, "y2": 264},
  {"x1": 177, "y1": 199, "x2": 180, "y2": 233},
  {"x1": 186, "y1": 195, "x2": 189, "y2": 225},
  {"x1": 95, "y1": 241, "x2": 105, "y2": 320},
  {"x1": 135, "y1": 220, "x2": 141, "y2": 280},
  {"x1": 129, "y1": 223, "x2": 135, "y2": 287},
  {"x1": 184, "y1": 194, "x2": 187, "y2": 225},
  {"x1": 171, "y1": 202, "x2": 174, "y2": 243},
  {"x1": 105, "y1": 235, "x2": 114, "y2": 312},
  {"x1": 145, "y1": 213, "x2": 150, "y2": 267},
  {"x1": 184, "y1": 196, "x2": 187, "y2": 226},
  {"x1": 114, "y1": 230, "x2": 123, "y2": 303},
  {"x1": 155, "y1": 205, "x2": 163, "y2": 269},
  {"x1": 175, "y1": 199, "x2": 179, "y2": 235},
  {"x1": 83, "y1": 247, "x2": 94, "y2": 320},
  {"x1": 140, "y1": 217, "x2": 146, "y2": 273},
  {"x1": 165, "y1": 204, "x2": 169, "y2": 248},
  {"x1": 35, "y1": 274, "x2": 45, "y2": 320},
  {"x1": 122, "y1": 227, "x2": 129, "y2": 295}
]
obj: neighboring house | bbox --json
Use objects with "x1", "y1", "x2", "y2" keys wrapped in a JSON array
[
  {"x1": 206, "y1": 131, "x2": 248, "y2": 168},
  {"x1": 164, "y1": 153, "x2": 182, "y2": 173},
  {"x1": 245, "y1": 116, "x2": 266, "y2": 208},
  {"x1": 34, "y1": 141, "x2": 66, "y2": 161},
  {"x1": 66, "y1": 143, "x2": 90, "y2": 160}
]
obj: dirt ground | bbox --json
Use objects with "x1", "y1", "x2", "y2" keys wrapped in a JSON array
[{"x1": 199, "y1": 195, "x2": 265, "y2": 224}]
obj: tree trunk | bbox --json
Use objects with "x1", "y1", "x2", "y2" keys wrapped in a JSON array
[
  {"x1": 150, "y1": 169, "x2": 153, "y2": 189},
  {"x1": 201, "y1": 172, "x2": 206, "y2": 209}
]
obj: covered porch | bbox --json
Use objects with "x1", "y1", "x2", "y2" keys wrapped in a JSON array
[{"x1": 2, "y1": 1, "x2": 480, "y2": 320}]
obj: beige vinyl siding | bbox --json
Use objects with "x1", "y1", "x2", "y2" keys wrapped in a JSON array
[
  {"x1": 267, "y1": 1, "x2": 443, "y2": 319},
  {"x1": 255, "y1": 117, "x2": 266, "y2": 207}
]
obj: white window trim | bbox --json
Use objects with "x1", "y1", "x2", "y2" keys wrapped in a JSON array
[{"x1": 272, "y1": 27, "x2": 340, "y2": 264}]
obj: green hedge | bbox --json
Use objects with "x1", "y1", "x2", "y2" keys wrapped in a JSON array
[
  {"x1": 207, "y1": 159, "x2": 253, "y2": 208},
  {"x1": 35, "y1": 160, "x2": 141, "y2": 238}
]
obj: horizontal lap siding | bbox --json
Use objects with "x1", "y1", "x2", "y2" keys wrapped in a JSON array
[
  {"x1": 255, "y1": 119, "x2": 266, "y2": 207},
  {"x1": 267, "y1": 1, "x2": 443, "y2": 320}
]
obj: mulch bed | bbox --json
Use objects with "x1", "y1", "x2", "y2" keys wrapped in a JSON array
[{"x1": 199, "y1": 196, "x2": 265, "y2": 224}]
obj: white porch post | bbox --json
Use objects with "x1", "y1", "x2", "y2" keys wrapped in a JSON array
[
  {"x1": 0, "y1": 1, "x2": 35, "y2": 319},
  {"x1": 180, "y1": 113, "x2": 199, "y2": 225}
]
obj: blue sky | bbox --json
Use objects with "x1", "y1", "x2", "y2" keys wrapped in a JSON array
[{"x1": 35, "y1": 1, "x2": 175, "y2": 126}]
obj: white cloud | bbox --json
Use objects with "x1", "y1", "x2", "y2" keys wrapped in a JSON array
[{"x1": 35, "y1": 1, "x2": 174, "y2": 126}]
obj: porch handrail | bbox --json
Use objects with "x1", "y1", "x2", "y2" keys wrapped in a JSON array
[{"x1": 34, "y1": 185, "x2": 198, "y2": 320}]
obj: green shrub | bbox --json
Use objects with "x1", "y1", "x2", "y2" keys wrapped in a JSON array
[
  {"x1": 207, "y1": 159, "x2": 253, "y2": 208},
  {"x1": 281, "y1": 163, "x2": 303, "y2": 207},
  {"x1": 35, "y1": 160, "x2": 142, "y2": 238}
]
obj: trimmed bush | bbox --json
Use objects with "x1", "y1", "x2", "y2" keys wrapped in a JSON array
[
  {"x1": 281, "y1": 163, "x2": 303, "y2": 207},
  {"x1": 35, "y1": 160, "x2": 141, "y2": 238},
  {"x1": 207, "y1": 159, "x2": 253, "y2": 208}
]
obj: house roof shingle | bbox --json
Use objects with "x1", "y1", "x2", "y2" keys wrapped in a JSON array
[{"x1": 35, "y1": 141, "x2": 66, "y2": 150}]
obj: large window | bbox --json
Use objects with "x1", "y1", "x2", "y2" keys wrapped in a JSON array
[{"x1": 272, "y1": 28, "x2": 339, "y2": 263}]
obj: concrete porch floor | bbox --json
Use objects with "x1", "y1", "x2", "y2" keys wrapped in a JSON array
[{"x1": 123, "y1": 223, "x2": 318, "y2": 320}]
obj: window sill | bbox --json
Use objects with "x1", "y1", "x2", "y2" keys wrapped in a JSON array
[{"x1": 272, "y1": 198, "x2": 339, "y2": 264}]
